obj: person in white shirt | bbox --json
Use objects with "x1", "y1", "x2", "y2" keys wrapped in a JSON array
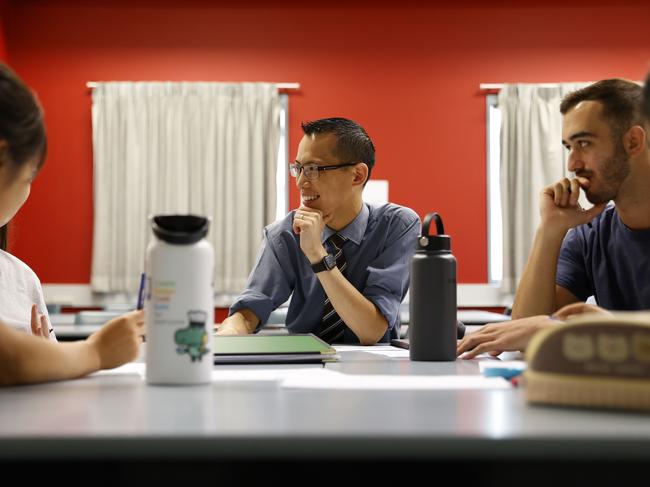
[
  {"x1": 0, "y1": 245, "x2": 53, "y2": 340},
  {"x1": 0, "y1": 62, "x2": 145, "y2": 385}
]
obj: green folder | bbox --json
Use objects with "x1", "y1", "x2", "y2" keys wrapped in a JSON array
[{"x1": 212, "y1": 334, "x2": 339, "y2": 364}]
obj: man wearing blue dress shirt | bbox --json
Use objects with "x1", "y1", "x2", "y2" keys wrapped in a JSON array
[{"x1": 217, "y1": 117, "x2": 420, "y2": 344}]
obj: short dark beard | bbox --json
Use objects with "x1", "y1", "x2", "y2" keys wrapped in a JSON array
[{"x1": 585, "y1": 139, "x2": 630, "y2": 205}]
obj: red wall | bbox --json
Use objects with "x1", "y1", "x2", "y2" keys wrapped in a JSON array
[
  {"x1": 0, "y1": 1, "x2": 7, "y2": 60},
  {"x1": 4, "y1": 0, "x2": 650, "y2": 284}
]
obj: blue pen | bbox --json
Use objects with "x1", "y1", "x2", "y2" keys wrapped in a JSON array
[{"x1": 136, "y1": 272, "x2": 146, "y2": 310}]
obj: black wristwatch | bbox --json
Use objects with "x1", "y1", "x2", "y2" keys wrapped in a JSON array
[{"x1": 311, "y1": 254, "x2": 336, "y2": 273}]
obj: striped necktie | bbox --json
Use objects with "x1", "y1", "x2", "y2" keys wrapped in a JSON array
[{"x1": 319, "y1": 233, "x2": 349, "y2": 344}]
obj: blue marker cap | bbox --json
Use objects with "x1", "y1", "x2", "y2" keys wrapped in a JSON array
[{"x1": 482, "y1": 367, "x2": 524, "y2": 380}]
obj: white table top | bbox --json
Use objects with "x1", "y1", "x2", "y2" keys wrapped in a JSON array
[{"x1": 1, "y1": 345, "x2": 649, "y2": 463}]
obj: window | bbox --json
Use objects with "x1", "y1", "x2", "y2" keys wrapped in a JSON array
[
  {"x1": 487, "y1": 94, "x2": 502, "y2": 283},
  {"x1": 91, "y1": 82, "x2": 281, "y2": 294},
  {"x1": 275, "y1": 93, "x2": 289, "y2": 221}
]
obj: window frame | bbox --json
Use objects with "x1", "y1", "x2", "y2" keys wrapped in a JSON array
[
  {"x1": 275, "y1": 93, "x2": 289, "y2": 221},
  {"x1": 486, "y1": 93, "x2": 502, "y2": 284}
]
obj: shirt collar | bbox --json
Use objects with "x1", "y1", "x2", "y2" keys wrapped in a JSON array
[{"x1": 321, "y1": 203, "x2": 369, "y2": 246}]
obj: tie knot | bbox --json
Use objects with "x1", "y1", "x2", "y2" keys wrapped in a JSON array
[{"x1": 327, "y1": 233, "x2": 347, "y2": 250}]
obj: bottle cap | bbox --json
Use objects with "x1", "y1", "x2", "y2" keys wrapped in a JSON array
[
  {"x1": 416, "y1": 212, "x2": 451, "y2": 252},
  {"x1": 152, "y1": 215, "x2": 210, "y2": 244}
]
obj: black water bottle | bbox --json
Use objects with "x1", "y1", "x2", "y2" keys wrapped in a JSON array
[{"x1": 409, "y1": 212, "x2": 457, "y2": 361}]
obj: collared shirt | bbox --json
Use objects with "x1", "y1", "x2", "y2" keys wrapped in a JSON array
[
  {"x1": 229, "y1": 203, "x2": 420, "y2": 343},
  {"x1": 557, "y1": 205, "x2": 650, "y2": 310}
]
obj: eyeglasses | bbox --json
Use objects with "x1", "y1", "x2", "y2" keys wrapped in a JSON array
[{"x1": 289, "y1": 161, "x2": 358, "y2": 181}]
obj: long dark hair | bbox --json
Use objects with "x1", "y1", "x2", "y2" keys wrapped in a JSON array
[{"x1": 0, "y1": 63, "x2": 47, "y2": 251}]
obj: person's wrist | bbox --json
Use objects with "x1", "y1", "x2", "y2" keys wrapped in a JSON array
[
  {"x1": 536, "y1": 224, "x2": 569, "y2": 243},
  {"x1": 84, "y1": 337, "x2": 104, "y2": 371},
  {"x1": 307, "y1": 248, "x2": 328, "y2": 265},
  {"x1": 216, "y1": 320, "x2": 240, "y2": 335},
  {"x1": 215, "y1": 324, "x2": 239, "y2": 335},
  {"x1": 218, "y1": 313, "x2": 255, "y2": 335}
]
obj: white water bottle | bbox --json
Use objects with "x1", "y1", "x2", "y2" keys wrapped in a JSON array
[{"x1": 145, "y1": 215, "x2": 214, "y2": 385}]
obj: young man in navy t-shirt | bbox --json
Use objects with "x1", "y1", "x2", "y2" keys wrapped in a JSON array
[{"x1": 458, "y1": 78, "x2": 650, "y2": 359}]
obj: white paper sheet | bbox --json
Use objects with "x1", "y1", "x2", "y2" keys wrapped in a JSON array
[
  {"x1": 333, "y1": 345, "x2": 397, "y2": 352},
  {"x1": 94, "y1": 363, "x2": 512, "y2": 390},
  {"x1": 211, "y1": 367, "x2": 335, "y2": 382},
  {"x1": 333, "y1": 345, "x2": 409, "y2": 358},
  {"x1": 93, "y1": 363, "x2": 331, "y2": 382},
  {"x1": 282, "y1": 373, "x2": 510, "y2": 390},
  {"x1": 365, "y1": 350, "x2": 411, "y2": 358}
]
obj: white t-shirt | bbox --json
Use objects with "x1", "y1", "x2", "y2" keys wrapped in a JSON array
[{"x1": 0, "y1": 249, "x2": 56, "y2": 341}]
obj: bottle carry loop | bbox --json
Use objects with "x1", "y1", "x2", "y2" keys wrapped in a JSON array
[
  {"x1": 417, "y1": 212, "x2": 451, "y2": 252},
  {"x1": 422, "y1": 212, "x2": 444, "y2": 237}
]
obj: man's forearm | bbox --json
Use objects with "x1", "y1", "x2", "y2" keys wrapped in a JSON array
[
  {"x1": 317, "y1": 268, "x2": 387, "y2": 345},
  {"x1": 511, "y1": 226, "x2": 566, "y2": 319}
]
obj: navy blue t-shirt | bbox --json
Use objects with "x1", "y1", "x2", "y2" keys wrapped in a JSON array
[{"x1": 557, "y1": 205, "x2": 650, "y2": 310}]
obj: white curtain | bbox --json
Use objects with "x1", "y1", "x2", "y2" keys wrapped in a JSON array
[
  {"x1": 498, "y1": 83, "x2": 589, "y2": 294},
  {"x1": 91, "y1": 82, "x2": 280, "y2": 294}
]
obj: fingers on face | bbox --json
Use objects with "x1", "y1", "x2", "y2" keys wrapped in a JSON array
[
  {"x1": 296, "y1": 211, "x2": 319, "y2": 222},
  {"x1": 296, "y1": 207, "x2": 323, "y2": 225},
  {"x1": 546, "y1": 178, "x2": 585, "y2": 208},
  {"x1": 292, "y1": 219, "x2": 305, "y2": 234},
  {"x1": 551, "y1": 181, "x2": 563, "y2": 205},
  {"x1": 554, "y1": 178, "x2": 572, "y2": 206},
  {"x1": 292, "y1": 213, "x2": 300, "y2": 233},
  {"x1": 569, "y1": 178, "x2": 581, "y2": 206},
  {"x1": 294, "y1": 213, "x2": 319, "y2": 235}
]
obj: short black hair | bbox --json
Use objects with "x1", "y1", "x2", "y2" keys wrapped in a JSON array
[
  {"x1": 560, "y1": 79, "x2": 643, "y2": 142},
  {"x1": 301, "y1": 117, "x2": 375, "y2": 181}
]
